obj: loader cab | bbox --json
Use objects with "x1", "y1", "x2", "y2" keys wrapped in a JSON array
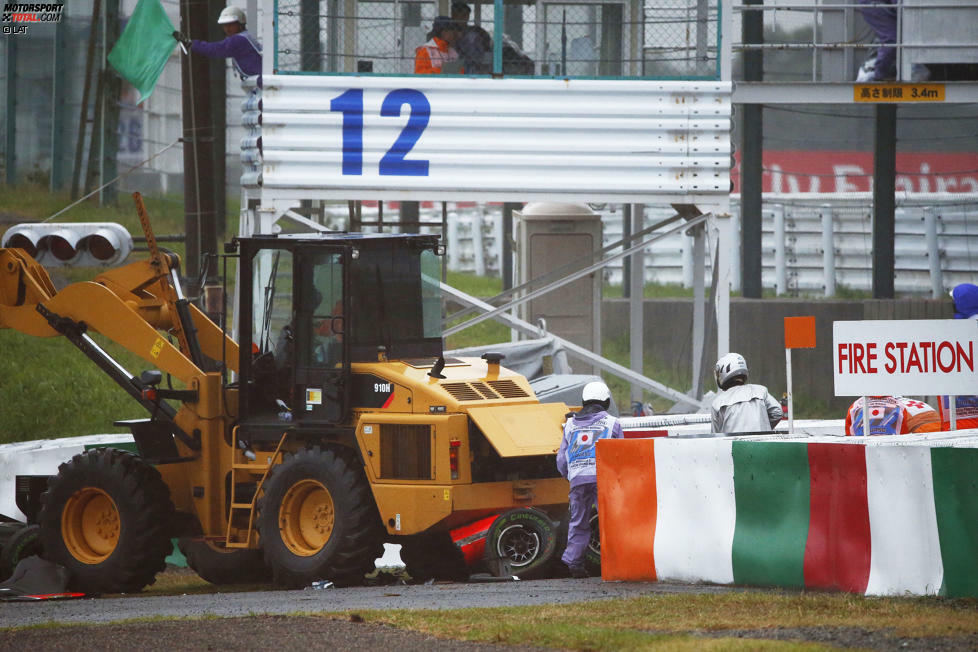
[{"x1": 236, "y1": 233, "x2": 443, "y2": 438}]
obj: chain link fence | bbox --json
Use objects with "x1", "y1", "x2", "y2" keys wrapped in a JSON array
[{"x1": 273, "y1": 0, "x2": 719, "y2": 79}]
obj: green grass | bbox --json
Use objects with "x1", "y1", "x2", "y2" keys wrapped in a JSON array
[
  {"x1": 445, "y1": 270, "x2": 502, "y2": 297},
  {"x1": 442, "y1": 271, "x2": 509, "y2": 349},
  {"x1": 0, "y1": 331, "x2": 167, "y2": 444},
  {"x1": 352, "y1": 592, "x2": 978, "y2": 650},
  {"x1": 0, "y1": 184, "x2": 239, "y2": 444},
  {"x1": 600, "y1": 332, "x2": 696, "y2": 415}
]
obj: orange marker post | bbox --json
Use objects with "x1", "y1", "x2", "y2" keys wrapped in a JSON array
[{"x1": 784, "y1": 316, "x2": 816, "y2": 434}]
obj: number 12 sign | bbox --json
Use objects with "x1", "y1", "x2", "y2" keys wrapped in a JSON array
[{"x1": 330, "y1": 88, "x2": 431, "y2": 177}]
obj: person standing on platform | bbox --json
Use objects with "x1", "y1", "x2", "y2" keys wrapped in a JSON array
[{"x1": 414, "y1": 16, "x2": 462, "y2": 74}]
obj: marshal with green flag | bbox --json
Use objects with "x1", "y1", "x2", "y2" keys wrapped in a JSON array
[{"x1": 108, "y1": 0, "x2": 177, "y2": 104}]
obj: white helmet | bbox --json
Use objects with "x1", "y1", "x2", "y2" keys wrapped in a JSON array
[
  {"x1": 582, "y1": 381, "x2": 611, "y2": 404},
  {"x1": 715, "y1": 352, "x2": 748, "y2": 389},
  {"x1": 217, "y1": 6, "x2": 246, "y2": 24}
]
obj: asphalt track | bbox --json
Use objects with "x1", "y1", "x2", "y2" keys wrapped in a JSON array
[{"x1": 1, "y1": 577, "x2": 745, "y2": 628}]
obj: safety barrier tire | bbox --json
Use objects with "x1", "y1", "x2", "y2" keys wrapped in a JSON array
[
  {"x1": 484, "y1": 507, "x2": 557, "y2": 580},
  {"x1": 257, "y1": 446, "x2": 384, "y2": 588},
  {"x1": 178, "y1": 538, "x2": 272, "y2": 585},
  {"x1": 0, "y1": 523, "x2": 42, "y2": 581},
  {"x1": 38, "y1": 448, "x2": 174, "y2": 593},
  {"x1": 400, "y1": 531, "x2": 469, "y2": 582}
]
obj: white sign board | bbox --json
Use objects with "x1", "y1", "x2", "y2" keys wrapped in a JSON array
[
  {"x1": 258, "y1": 76, "x2": 732, "y2": 203},
  {"x1": 833, "y1": 320, "x2": 978, "y2": 396}
]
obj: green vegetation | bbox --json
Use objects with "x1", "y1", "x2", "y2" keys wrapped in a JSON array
[
  {"x1": 9, "y1": 565, "x2": 974, "y2": 649},
  {"x1": 0, "y1": 329, "x2": 177, "y2": 444},
  {"x1": 603, "y1": 281, "x2": 696, "y2": 299},
  {"x1": 0, "y1": 185, "x2": 237, "y2": 444},
  {"x1": 360, "y1": 592, "x2": 978, "y2": 650}
]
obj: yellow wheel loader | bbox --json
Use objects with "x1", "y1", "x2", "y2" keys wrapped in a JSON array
[{"x1": 0, "y1": 197, "x2": 571, "y2": 592}]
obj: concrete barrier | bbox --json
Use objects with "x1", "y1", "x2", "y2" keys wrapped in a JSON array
[
  {"x1": 596, "y1": 431, "x2": 978, "y2": 597},
  {"x1": 0, "y1": 435, "x2": 135, "y2": 522}
]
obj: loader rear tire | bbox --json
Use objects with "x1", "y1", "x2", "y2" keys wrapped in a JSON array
[
  {"x1": 257, "y1": 446, "x2": 383, "y2": 588},
  {"x1": 178, "y1": 538, "x2": 271, "y2": 585},
  {"x1": 38, "y1": 448, "x2": 174, "y2": 594}
]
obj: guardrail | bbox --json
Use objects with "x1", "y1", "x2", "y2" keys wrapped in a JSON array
[{"x1": 320, "y1": 194, "x2": 977, "y2": 297}]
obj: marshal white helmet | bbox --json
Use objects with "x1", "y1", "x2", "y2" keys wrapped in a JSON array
[
  {"x1": 217, "y1": 6, "x2": 246, "y2": 24},
  {"x1": 582, "y1": 381, "x2": 611, "y2": 404},
  {"x1": 715, "y1": 352, "x2": 748, "y2": 389}
]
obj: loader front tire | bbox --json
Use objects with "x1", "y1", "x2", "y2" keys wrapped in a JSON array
[
  {"x1": 38, "y1": 448, "x2": 174, "y2": 593},
  {"x1": 257, "y1": 446, "x2": 383, "y2": 588}
]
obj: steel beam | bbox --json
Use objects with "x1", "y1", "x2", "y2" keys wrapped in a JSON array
[
  {"x1": 441, "y1": 283, "x2": 706, "y2": 409},
  {"x1": 872, "y1": 104, "x2": 897, "y2": 299},
  {"x1": 443, "y1": 213, "x2": 710, "y2": 337}
]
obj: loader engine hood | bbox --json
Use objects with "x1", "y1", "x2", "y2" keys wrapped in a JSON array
[
  {"x1": 352, "y1": 356, "x2": 567, "y2": 458},
  {"x1": 465, "y1": 403, "x2": 565, "y2": 457}
]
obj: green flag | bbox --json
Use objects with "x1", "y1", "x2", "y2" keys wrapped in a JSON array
[{"x1": 108, "y1": 0, "x2": 177, "y2": 104}]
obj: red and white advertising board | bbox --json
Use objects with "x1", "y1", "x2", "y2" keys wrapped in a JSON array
[{"x1": 833, "y1": 320, "x2": 978, "y2": 396}]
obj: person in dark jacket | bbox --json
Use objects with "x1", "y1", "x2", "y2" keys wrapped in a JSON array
[
  {"x1": 174, "y1": 6, "x2": 262, "y2": 85},
  {"x1": 556, "y1": 381, "x2": 622, "y2": 577}
]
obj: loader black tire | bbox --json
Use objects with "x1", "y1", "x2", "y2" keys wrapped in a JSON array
[
  {"x1": 484, "y1": 507, "x2": 557, "y2": 580},
  {"x1": 38, "y1": 448, "x2": 174, "y2": 594},
  {"x1": 178, "y1": 538, "x2": 271, "y2": 585},
  {"x1": 0, "y1": 524, "x2": 42, "y2": 581},
  {"x1": 400, "y1": 531, "x2": 469, "y2": 583},
  {"x1": 257, "y1": 446, "x2": 384, "y2": 589}
]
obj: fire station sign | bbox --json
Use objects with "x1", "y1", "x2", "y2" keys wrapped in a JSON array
[{"x1": 833, "y1": 320, "x2": 978, "y2": 396}]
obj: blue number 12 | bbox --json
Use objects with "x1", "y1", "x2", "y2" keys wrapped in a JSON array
[{"x1": 330, "y1": 88, "x2": 431, "y2": 177}]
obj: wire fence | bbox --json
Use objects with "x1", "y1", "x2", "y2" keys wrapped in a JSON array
[
  {"x1": 0, "y1": 0, "x2": 250, "y2": 202},
  {"x1": 274, "y1": 0, "x2": 719, "y2": 79}
]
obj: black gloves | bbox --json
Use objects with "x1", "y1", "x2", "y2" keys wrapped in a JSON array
[{"x1": 172, "y1": 31, "x2": 191, "y2": 47}]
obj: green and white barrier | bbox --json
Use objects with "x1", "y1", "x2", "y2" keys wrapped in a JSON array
[{"x1": 598, "y1": 431, "x2": 978, "y2": 598}]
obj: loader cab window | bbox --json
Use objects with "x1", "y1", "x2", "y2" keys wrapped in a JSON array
[
  {"x1": 347, "y1": 242, "x2": 443, "y2": 361},
  {"x1": 248, "y1": 248, "x2": 295, "y2": 418},
  {"x1": 300, "y1": 252, "x2": 344, "y2": 368},
  {"x1": 253, "y1": 249, "x2": 295, "y2": 367},
  {"x1": 420, "y1": 249, "x2": 441, "y2": 338}
]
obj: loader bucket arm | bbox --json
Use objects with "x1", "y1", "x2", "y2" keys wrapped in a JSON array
[
  {"x1": 2, "y1": 248, "x2": 237, "y2": 380},
  {"x1": 12, "y1": 280, "x2": 204, "y2": 385},
  {"x1": 0, "y1": 248, "x2": 58, "y2": 334},
  {"x1": 93, "y1": 259, "x2": 239, "y2": 374}
]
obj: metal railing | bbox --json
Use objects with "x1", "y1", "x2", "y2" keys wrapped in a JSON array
[
  {"x1": 731, "y1": 1, "x2": 978, "y2": 82},
  {"x1": 319, "y1": 194, "x2": 978, "y2": 298},
  {"x1": 272, "y1": 0, "x2": 720, "y2": 79}
]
